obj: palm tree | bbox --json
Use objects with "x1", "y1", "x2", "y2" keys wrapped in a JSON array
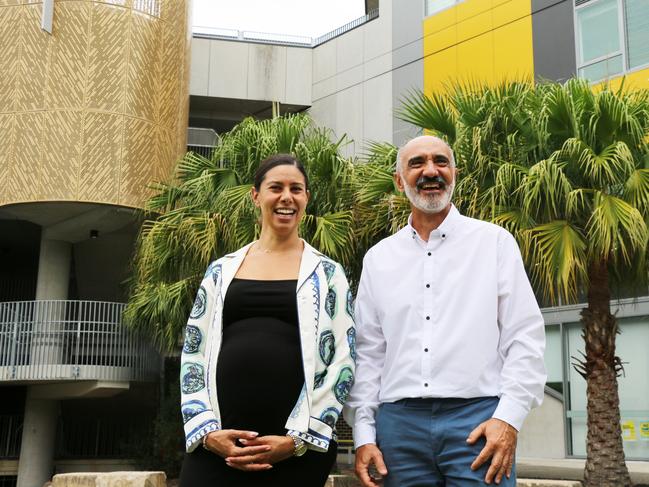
[
  {"x1": 125, "y1": 114, "x2": 357, "y2": 351},
  {"x1": 398, "y1": 79, "x2": 649, "y2": 486}
]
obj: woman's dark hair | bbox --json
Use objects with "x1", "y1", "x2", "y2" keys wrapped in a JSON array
[{"x1": 253, "y1": 154, "x2": 309, "y2": 190}]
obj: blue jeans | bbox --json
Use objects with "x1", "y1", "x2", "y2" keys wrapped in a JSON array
[{"x1": 375, "y1": 397, "x2": 516, "y2": 487}]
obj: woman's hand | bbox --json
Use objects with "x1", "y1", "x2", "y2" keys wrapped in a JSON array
[
  {"x1": 225, "y1": 435, "x2": 296, "y2": 471},
  {"x1": 203, "y1": 430, "x2": 273, "y2": 471}
]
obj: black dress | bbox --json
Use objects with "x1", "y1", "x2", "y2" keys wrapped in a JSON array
[{"x1": 179, "y1": 278, "x2": 337, "y2": 487}]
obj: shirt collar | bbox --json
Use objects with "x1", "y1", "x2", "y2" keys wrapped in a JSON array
[{"x1": 406, "y1": 204, "x2": 461, "y2": 243}]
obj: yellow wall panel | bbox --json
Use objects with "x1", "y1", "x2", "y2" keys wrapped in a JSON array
[
  {"x1": 423, "y1": 0, "x2": 534, "y2": 93},
  {"x1": 456, "y1": 0, "x2": 494, "y2": 22},
  {"x1": 41, "y1": 111, "x2": 82, "y2": 200},
  {"x1": 457, "y1": 8, "x2": 493, "y2": 42},
  {"x1": 16, "y1": 5, "x2": 49, "y2": 111},
  {"x1": 48, "y1": 2, "x2": 89, "y2": 109},
  {"x1": 0, "y1": 114, "x2": 14, "y2": 194},
  {"x1": 424, "y1": 47, "x2": 458, "y2": 95},
  {"x1": 0, "y1": 6, "x2": 19, "y2": 113},
  {"x1": 456, "y1": 32, "x2": 494, "y2": 84},
  {"x1": 126, "y1": 12, "x2": 160, "y2": 121},
  {"x1": 424, "y1": 23, "x2": 457, "y2": 63},
  {"x1": 0, "y1": 0, "x2": 191, "y2": 209},
  {"x1": 423, "y1": 5, "x2": 457, "y2": 36},
  {"x1": 78, "y1": 112, "x2": 123, "y2": 203},
  {"x1": 493, "y1": 16, "x2": 534, "y2": 81},
  {"x1": 596, "y1": 68, "x2": 649, "y2": 92},
  {"x1": 492, "y1": 0, "x2": 531, "y2": 26},
  {"x1": 87, "y1": 3, "x2": 128, "y2": 113},
  {"x1": 11, "y1": 113, "x2": 42, "y2": 202},
  {"x1": 159, "y1": 23, "x2": 182, "y2": 129},
  {"x1": 121, "y1": 118, "x2": 157, "y2": 207}
]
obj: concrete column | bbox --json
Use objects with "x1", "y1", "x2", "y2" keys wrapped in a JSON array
[
  {"x1": 16, "y1": 392, "x2": 59, "y2": 487},
  {"x1": 17, "y1": 237, "x2": 70, "y2": 487},
  {"x1": 35, "y1": 238, "x2": 71, "y2": 301}
]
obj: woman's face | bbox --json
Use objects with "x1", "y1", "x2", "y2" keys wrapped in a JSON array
[{"x1": 252, "y1": 164, "x2": 309, "y2": 236}]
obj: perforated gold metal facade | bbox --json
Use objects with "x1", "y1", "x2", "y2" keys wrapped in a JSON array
[{"x1": 0, "y1": 0, "x2": 191, "y2": 208}]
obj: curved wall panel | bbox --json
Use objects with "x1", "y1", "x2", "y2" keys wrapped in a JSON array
[{"x1": 0, "y1": 0, "x2": 191, "y2": 208}]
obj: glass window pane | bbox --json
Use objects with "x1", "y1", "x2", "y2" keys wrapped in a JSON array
[
  {"x1": 616, "y1": 316, "x2": 649, "y2": 459},
  {"x1": 625, "y1": 0, "x2": 649, "y2": 69},
  {"x1": 425, "y1": 0, "x2": 457, "y2": 17},
  {"x1": 577, "y1": 0, "x2": 620, "y2": 64},
  {"x1": 566, "y1": 317, "x2": 649, "y2": 459},
  {"x1": 578, "y1": 54, "x2": 624, "y2": 81},
  {"x1": 566, "y1": 322, "x2": 587, "y2": 456},
  {"x1": 545, "y1": 325, "x2": 563, "y2": 394}
]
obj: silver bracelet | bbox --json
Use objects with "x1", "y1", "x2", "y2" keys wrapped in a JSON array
[{"x1": 202, "y1": 434, "x2": 209, "y2": 450}]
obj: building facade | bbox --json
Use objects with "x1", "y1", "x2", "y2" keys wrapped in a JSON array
[
  {"x1": 0, "y1": 1, "x2": 191, "y2": 485},
  {"x1": 2, "y1": 0, "x2": 649, "y2": 485}
]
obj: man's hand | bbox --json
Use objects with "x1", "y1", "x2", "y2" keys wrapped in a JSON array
[
  {"x1": 467, "y1": 418, "x2": 517, "y2": 485},
  {"x1": 203, "y1": 430, "x2": 273, "y2": 471},
  {"x1": 355, "y1": 443, "x2": 388, "y2": 487},
  {"x1": 225, "y1": 435, "x2": 295, "y2": 470}
]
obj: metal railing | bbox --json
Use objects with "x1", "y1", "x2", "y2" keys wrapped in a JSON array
[
  {"x1": 0, "y1": 301, "x2": 159, "y2": 382},
  {"x1": 193, "y1": 8, "x2": 379, "y2": 47},
  {"x1": 313, "y1": 8, "x2": 379, "y2": 46},
  {"x1": 187, "y1": 144, "x2": 216, "y2": 159}
]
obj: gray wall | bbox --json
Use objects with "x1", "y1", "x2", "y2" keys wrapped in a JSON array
[
  {"x1": 391, "y1": 0, "x2": 424, "y2": 146},
  {"x1": 309, "y1": 0, "x2": 395, "y2": 156},
  {"x1": 190, "y1": 38, "x2": 313, "y2": 106},
  {"x1": 532, "y1": 0, "x2": 577, "y2": 82}
]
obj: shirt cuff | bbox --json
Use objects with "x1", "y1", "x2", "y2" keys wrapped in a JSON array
[
  {"x1": 353, "y1": 422, "x2": 377, "y2": 448},
  {"x1": 492, "y1": 395, "x2": 529, "y2": 431}
]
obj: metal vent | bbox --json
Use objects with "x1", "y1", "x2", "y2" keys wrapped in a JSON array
[{"x1": 575, "y1": 0, "x2": 592, "y2": 6}]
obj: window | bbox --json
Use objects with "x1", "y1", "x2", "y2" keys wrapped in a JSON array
[
  {"x1": 576, "y1": 0, "x2": 649, "y2": 81},
  {"x1": 425, "y1": 0, "x2": 462, "y2": 17},
  {"x1": 565, "y1": 317, "x2": 649, "y2": 459},
  {"x1": 625, "y1": 0, "x2": 649, "y2": 69}
]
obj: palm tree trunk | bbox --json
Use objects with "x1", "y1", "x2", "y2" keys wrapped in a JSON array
[{"x1": 580, "y1": 260, "x2": 632, "y2": 487}]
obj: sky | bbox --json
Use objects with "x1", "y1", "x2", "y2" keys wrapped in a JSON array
[{"x1": 192, "y1": 0, "x2": 366, "y2": 39}]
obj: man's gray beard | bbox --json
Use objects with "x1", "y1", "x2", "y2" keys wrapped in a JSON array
[{"x1": 403, "y1": 180, "x2": 455, "y2": 214}]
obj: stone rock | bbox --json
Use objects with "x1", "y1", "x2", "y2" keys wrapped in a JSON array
[
  {"x1": 51, "y1": 472, "x2": 166, "y2": 487},
  {"x1": 517, "y1": 480, "x2": 582, "y2": 487}
]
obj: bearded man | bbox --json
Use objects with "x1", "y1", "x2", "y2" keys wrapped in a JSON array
[{"x1": 344, "y1": 136, "x2": 546, "y2": 487}]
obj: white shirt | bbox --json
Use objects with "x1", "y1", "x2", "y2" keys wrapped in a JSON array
[{"x1": 344, "y1": 205, "x2": 546, "y2": 448}]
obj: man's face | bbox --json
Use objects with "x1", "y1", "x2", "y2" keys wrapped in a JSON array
[{"x1": 395, "y1": 137, "x2": 456, "y2": 214}]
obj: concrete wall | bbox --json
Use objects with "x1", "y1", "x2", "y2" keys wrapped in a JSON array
[
  {"x1": 309, "y1": 0, "x2": 395, "y2": 156},
  {"x1": 190, "y1": 38, "x2": 312, "y2": 106},
  {"x1": 517, "y1": 389, "x2": 566, "y2": 458},
  {"x1": 391, "y1": 0, "x2": 424, "y2": 146}
]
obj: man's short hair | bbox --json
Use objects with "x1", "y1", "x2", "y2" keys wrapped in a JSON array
[{"x1": 395, "y1": 136, "x2": 456, "y2": 174}]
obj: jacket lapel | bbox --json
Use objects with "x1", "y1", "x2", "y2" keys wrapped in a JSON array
[
  {"x1": 297, "y1": 240, "x2": 322, "y2": 291},
  {"x1": 218, "y1": 243, "x2": 254, "y2": 299}
]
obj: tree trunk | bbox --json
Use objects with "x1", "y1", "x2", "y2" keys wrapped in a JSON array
[{"x1": 580, "y1": 260, "x2": 632, "y2": 487}]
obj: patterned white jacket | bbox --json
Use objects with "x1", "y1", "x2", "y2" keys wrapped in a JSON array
[{"x1": 180, "y1": 240, "x2": 356, "y2": 452}]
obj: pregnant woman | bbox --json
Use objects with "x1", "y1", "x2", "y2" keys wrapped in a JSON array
[{"x1": 179, "y1": 154, "x2": 356, "y2": 486}]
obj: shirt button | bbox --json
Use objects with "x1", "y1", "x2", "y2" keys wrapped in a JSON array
[
  {"x1": 424, "y1": 348, "x2": 429, "y2": 352},
  {"x1": 424, "y1": 383, "x2": 429, "y2": 387},
  {"x1": 427, "y1": 252, "x2": 431, "y2": 256},
  {"x1": 426, "y1": 284, "x2": 430, "y2": 288},
  {"x1": 442, "y1": 233, "x2": 446, "y2": 239},
  {"x1": 426, "y1": 316, "x2": 430, "y2": 320}
]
